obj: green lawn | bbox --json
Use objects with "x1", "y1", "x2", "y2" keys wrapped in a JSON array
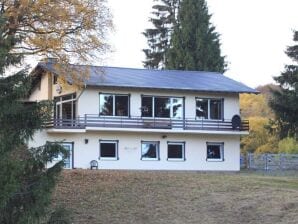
[{"x1": 52, "y1": 170, "x2": 298, "y2": 224}]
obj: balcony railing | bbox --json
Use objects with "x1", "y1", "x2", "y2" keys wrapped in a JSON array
[{"x1": 45, "y1": 114, "x2": 249, "y2": 132}]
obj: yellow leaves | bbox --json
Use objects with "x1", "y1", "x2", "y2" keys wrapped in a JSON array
[
  {"x1": 240, "y1": 89, "x2": 280, "y2": 153},
  {"x1": 278, "y1": 137, "x2": 298, "y2": 154},
  {"x1": 248, "y1": 117, "x2": 268, "y2": 131},
  {"x1": 240, "y1": 93, "x2": 274, "y2": 119},
  {"x1": 53, "y1": 63, "x2": 91, "y2": 89},
  {"x1": 2, "y1": 0, "x2": 112, "y2": 86},
  {"x1": 3, "y1": 0, "x2": 113, "y2": 64},
  {"x1": 241, "y1": 117, "x2": 275, "y2": 154}
]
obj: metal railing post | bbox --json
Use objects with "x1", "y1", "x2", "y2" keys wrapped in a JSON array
[
  {"x1": 265, "y1": 153, "x2": 268, "y2": 171},
  {"x1": 201, "y1": 117, "x2": 203, "y2": 129}
]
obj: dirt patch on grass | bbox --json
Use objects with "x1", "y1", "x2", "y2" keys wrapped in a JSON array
[{"x1": 52, "y1": 170, "x2": 298, "y2": 224}]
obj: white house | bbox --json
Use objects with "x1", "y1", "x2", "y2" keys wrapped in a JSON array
[{"x1": 28, "y1": 61, "x2": 258, "y2": 171}]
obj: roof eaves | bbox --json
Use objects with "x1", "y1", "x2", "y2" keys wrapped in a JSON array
[{"x1": 86, "y1": 83, "x2": 258, "y2": 94}]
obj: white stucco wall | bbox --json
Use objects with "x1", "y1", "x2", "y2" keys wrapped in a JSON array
[
  {"x1": 78, "y1": 88, "x2": 240, "y2": 120},
  {"x1": 30, "y1": 130, "x2": 240, "y2": 171},
  {"x1": 28, "y1": 80, "x2": 242, "y2": 171},
  {"x1": 28, "y1": 74, "x2": 240, "y2": 120}
]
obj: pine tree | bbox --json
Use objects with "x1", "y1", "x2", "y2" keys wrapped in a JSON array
[
  {"x1": 270, "y1": 31, "x2": 298, "y2": 139},
  {"x1": 0, "y1": 13, "x2": 67, "y2": 223},
  {"x1": 143, "y1": 0, "x2": 180, "y2": 69},
  {"x1": 166, "y1": 0, "x2": 226, "y2": 72}
]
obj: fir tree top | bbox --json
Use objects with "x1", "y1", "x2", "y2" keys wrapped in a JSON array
[{"x1": 166, "y1": 0, "x2": 226, "y2": 73}]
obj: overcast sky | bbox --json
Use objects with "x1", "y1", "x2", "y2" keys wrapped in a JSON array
[{"x1": 106, "y1": 0, "x2": 298, "y2": 88}]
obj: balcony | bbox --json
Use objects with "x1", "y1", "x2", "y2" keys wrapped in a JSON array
[{"x1": 45, "y1": 114, "x2": 249, "y2": 133}]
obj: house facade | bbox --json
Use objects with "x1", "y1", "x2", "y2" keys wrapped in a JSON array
[{"x1": 28, "y1": 62, "x2": 257, "y2": 171}]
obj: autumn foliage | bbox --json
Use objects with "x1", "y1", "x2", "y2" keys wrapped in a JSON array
[
  {"x1": 2, "y1": 0, "x2": 112, "y2": 63},
  {"x1": 240, "y1": 85, "x2": 297, "y2": 154}
]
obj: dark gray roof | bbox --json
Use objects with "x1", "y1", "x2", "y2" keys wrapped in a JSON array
[{"x1": 37, "y1": 62, "x2": 258, "y2": 94}]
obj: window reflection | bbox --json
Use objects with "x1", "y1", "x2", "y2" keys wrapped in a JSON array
[
  {"x1": 155, "y1": 97, "x2": 170, "y2": 118},
  {"x1": 141, "y1": 142, "x2": 159, "y2": 160},
  {"x1": 100, "y1": 94, "x2": 113, "y2": 116},
  {"x1": 207, "y1": 143, "x2": 224, "y2": 161},
  {"x1": 115, "y1": 95, "x2": 128, "y2": 116},
  {"x1": 99, "y1": 94, "x2": 129, "y2": 116},
  {"x1": 196, "y1": 98, "x2": 223, "y2": 120},
  {"x1": 141, "y1": 96, "x2": 184, "y2": 119},
  {"x1": 196, "y1": 98, "x2": 208, "y2": 119},
  {"x1": 172, "y1": 98, "x2": 183, "y2": 119},
  {"x1": 141, "y1": 97, "x2": 153, "y2": 117},
  {"x1": 210, "y1": 99, "x2": 222, "y2": 120}
]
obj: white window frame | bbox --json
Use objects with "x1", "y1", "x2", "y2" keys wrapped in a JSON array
[
  {"x1": 55, "y1": 93, "x2": 76, "y2": 120},
  {"x1": 99, "y1": 140, "x2": 119, "y2": 161},
  {"x1": 206, "y1": 142, "x2": 224, "y2": 162},
  {"x1": 195, "y1": 98, "x2": 223, "y2": 120},
  {"x1": 167, "y1": 142, "x2": 185, "y2": 161},
  {"x1": 52, "y1": 142, "x2": 73, "y2": 169},
  {"x1": 141, "y1": 96, "x2": 184, "y2": 119},
  {"x1": 99, "y1": 93, "x2": 129, "y2": 117},
  {"x1": 141, "y1": 141, "x2": 160, "y2": 161}
]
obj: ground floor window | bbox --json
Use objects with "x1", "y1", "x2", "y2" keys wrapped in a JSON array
[
  {"x1": 206, "y1": 142, "x2": 224, "y2": 161},
  {"x1": 141, "y1": 141, "x2": 160, "y2": 160},
  {"x1": 167, "y1": 142, "x2": 185, "y2": 161},
  {"x1": 99, "y1": 140, "x2": 118, "y2": 160}
]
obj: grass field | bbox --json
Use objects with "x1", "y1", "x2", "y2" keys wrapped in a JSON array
[{"x1": 52, "y1": 170, "x2": 298, "y2": 224}]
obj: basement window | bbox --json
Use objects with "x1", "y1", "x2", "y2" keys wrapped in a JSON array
[
  {"x1": 99, "y1": 140, "x2": 118, "y2": 160},
  {"x1": 167, "y1": 142, "x2": 185, "y2": 161},
  {"x1": 206, "y1": 142, "x2": 224, "y2": 162},
  {"x1": 141, "y1": 141, "x2": 159, "y2": 161}
]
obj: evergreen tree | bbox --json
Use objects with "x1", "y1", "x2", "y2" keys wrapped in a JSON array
[
  {"x1": 0, "y1": 13, "x2": 67, "y2": 223},
  {"x1": 270, "y1": 31, "x2": 298, "y2": 139},
  {"x1": 143, "y1": 0, "x2": 180, "y2": 69},
  {"x1": 166, "y1": 0, "x2": 226, "y2": 72}
]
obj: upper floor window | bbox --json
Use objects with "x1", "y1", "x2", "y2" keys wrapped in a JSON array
[
  {"x1": 196, "y1": 98, "x2": 223, "y2": 120},
  {"x1": 141, "y1": 96, "x2": 183, "y2": 119},
  {"x1": 54, "y1": 93, "x2": 76, "y2": 121},
  {"x1": 99, "y1": 93, "x2": 129, "y2": 117},
  {"x1": 53, "y1": 74, "x2": 58, "y2": 85}
]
